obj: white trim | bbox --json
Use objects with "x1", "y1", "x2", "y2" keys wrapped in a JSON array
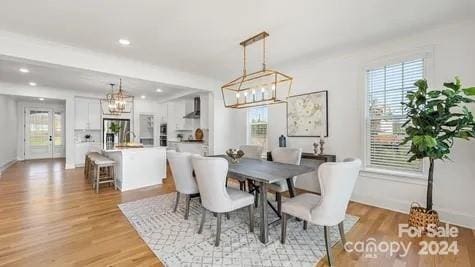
[
  {"x1": 65, "y1": 163, "x2": 76, "y2": 169},
  {"x1": 0, "y1": 160, "x2": 16, "y2": 175},
  {"x1": 361, "y1": 47, "x2": 435, "y2": 179},
  {"x1": 359, "y1": 169, "x2": 426, "y2": 185},
  {"x1": 351, "y1": 192, "x2": 475, "y2": 229}
]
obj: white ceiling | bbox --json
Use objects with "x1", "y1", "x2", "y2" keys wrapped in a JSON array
[
  {"x1": 0, "y1": 1, "x2": 473, "y2": 84},
  {"x1": 0, "y1": 56, "x2": 201, "y2": 100},
  {"x1": 8, "y1": 94, "x2": 65, "y2": 105}
]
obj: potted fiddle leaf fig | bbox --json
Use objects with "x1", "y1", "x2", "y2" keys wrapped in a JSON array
[{"x1": 401, "y1": 77, "x2": 475, "y2": 229}]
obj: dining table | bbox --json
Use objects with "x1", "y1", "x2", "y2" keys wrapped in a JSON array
[{"x1": 213, "y1": 155, "x2": 315, "y2": 244}]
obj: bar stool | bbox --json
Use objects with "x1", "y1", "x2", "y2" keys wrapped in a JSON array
[
  {"x1": 91, "y1": 156, "x2": 116, "y2": 193},
  {"x1": 84, "y1": 152, "x2": 101, "y2": 181}
]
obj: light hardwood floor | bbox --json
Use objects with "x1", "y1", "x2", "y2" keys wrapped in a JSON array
[{"x1": 0, "y1": 159, "x2": 473, "y2": 266}]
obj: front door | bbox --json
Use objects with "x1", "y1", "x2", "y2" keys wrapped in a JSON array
[{"x1": 25, "y1": 108, "x2": 65, "y2": 159}]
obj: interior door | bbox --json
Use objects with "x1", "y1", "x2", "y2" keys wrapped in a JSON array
[
  {"x1": 53, "y1": 111, "x2": 65, "y2": 158},
  {"x1": 25, "y1": 108, "x2": 65, "y2": 159}
]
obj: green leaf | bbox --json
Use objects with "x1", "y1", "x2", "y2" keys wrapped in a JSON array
[
  {"x1": 456, "y1": 131, "x2": 472, "y2": 140},
  {"x1": 442, "y1": 89, "x2": 456, "y2": 98},
  {"x1": 443, "y1": 82, "x2": 458, "y2": 91},
  {"x1": 427, "y1": 91, "x2": 441, "y2": 98},
  {"x1": 463, "y1": 87, "x2": 475, "y2": 96},
  {"x1": 445, "y1": 119, "x2": 459, "y2": 127},
  {"x1": 414, "y1": 79, "x2": 428, "y2": 92}
]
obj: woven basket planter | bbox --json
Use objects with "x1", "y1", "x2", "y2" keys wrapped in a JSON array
[{"x1": 408, "y1": 202, "x2": 439, "y2": 232}]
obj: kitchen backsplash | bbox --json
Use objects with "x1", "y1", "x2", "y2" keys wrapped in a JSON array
[{"x1": 74, "y1": 129, "x2": 101, "y2": 143}]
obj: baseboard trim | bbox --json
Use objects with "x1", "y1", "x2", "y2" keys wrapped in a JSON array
[
  {"x1": 351, "y1": 193, "x2": 475, "y2": 229},
  {"x1": 65, "y1": 163, "x2": 76, "y2": 169},
  {"x1": 0, "y1": 159, "x2": 17, "y2": 175}
]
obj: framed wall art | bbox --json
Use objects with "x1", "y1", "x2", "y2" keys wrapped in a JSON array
[{"x1": 287, "y1": 90, "x2": 328, "y2": 137}]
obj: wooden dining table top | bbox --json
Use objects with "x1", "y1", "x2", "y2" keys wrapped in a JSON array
[{"x1": 211, "y1": 155, "x2": 315, "y2": 184}]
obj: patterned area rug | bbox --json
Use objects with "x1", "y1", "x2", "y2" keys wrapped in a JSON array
[{"x1": 119, "y1": 192, "x2": 358, "y2": 267}]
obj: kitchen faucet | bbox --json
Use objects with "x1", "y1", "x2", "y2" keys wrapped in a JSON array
[{"x1": 123, "y1": 130, "x2": 137, "y2": 143}]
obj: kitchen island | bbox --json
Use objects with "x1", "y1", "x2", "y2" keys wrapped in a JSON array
[{"x1": 103, "y1": 146, "x2": 167, "y2": 191}]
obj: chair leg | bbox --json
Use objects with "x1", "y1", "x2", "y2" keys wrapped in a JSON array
[
  {"x1": 198, "y1": 207, "x2": 206, "y2": 234},
  {"x1": 173, "y1": 192, "x2": 180, "y2": 212},
  {"x1": 324, "y1": 226, "x2": 334, "y2": 266},
  {"x1": 95, "y1": 166, "x2": 100, "y2": 193},
  {"x1": 281, "y1": 213, "x2": 288, "y2": 244},
  {"x1": 215, "y1": 213, "x2": 222, "y2": 246},
  {"x1": 113, "y1": 165, "x2": 117, "y2": 190},
  {"x1": 248, "y1": 205, "x2": 254, "y2": 233},
  {"x1": 338, "y1": 222, "x2": 347, "y2": 249},
  {"x1": 184, "y1": 194, "x2": 191, "y2": 220},
  {"x1": 303, "y1": 221, "x2": 308, "y2": 230},
  {"x1": 276, "y1": 192, "x2": 282, "y2": 215}
]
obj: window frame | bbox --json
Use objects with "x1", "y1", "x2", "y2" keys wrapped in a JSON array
[
  {"x1": 246, "y1": 106, "x2": 269, "y2": 154},
  {"x1": 361, "y1": 49, "x2": 434, "y2": 179}
]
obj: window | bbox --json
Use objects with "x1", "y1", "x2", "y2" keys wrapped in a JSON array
[
  {"x1": 366, "y1": 58, "x2": 424, "y2": 172},
  {"x1": 247, "y1": 106, "x2": 268, "y2": 152}
]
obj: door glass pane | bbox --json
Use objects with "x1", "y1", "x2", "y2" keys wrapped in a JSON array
[
  {"x1": 29, "y1": 111, "x2": 49, "y2": 146},
  {"x1": 54, "y1": 112, "x2": 63, "y2": 146}
]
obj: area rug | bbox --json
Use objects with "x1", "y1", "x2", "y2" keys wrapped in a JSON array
[{"x1": 118, "y1": 192, "x2": 359, "y2": 267}]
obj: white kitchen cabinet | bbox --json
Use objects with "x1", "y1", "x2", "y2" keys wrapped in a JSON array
[
  {"x1": 88, "y1": 100, "x2": 101, "y2": 129},
  {"x1": 174, "y1": 100, "x2": 186, "y2": 130},
  {"x1": 158, "y1": 103, "x2": 168, "y2": 124},
  {"x1": 75, "y1": 97, "x2": 101, "y2": 130},
  {"x1": 75, "y1": 98, "x2": 89, "y2": 130},
  {"x1": 199, "y1": 94, "x2": 209, "y2": 129}
]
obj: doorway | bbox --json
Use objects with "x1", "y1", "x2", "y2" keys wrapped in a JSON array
[{"x1": 24, "y1": 107, "x2": 65, "y2": 159}]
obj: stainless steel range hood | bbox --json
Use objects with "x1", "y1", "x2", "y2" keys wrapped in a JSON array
[{"x1": 183, "y1": 97, "x2": 200, "y2": 119}]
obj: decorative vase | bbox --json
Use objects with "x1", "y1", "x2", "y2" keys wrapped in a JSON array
[{"x1": 279, "y1": 135, "x2": 286, "y2": 147}]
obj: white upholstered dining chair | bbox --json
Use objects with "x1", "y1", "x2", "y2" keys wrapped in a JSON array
[
  {"x1": 239, "y1": 145, "x2": 263, "y2": 159},
  {"x1": 167, "y1": 151, "x2": 200, "y2": 219},
  {"x1": 280, "y1": 158, "x2": 361, "y2": 266},
  {"x1": 267, "y1": 147, "x2": 302, "y2": 213},
  {"x1": 176, "y1": 143, "x2": 204, "y2": 156},
  {"x1": 191, "y1": 155, "x2": 254, "y2": 246},
  {"x1": 230, "y1": 145, "x2": 264, "y2": 191}
]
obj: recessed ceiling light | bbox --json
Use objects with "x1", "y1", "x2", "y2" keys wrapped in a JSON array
[
  {"x1": 39, "y1": 98, "x2": 45, "y2": 101},
  {"x1": 29, "y1": 82, "x2": 37, "y2": 86},
  {"x1": 140, "y1": 95, "x2": 146, "y2": 99},
  {"x1": 156, "y1": 88, "x2": 163, "y2": 93},
  {"x1": 118, "y1": 39, "x2": 131, "y2": 46},
  {"x1": 19, "y1": 68, "x2": 29, "y2": 73}
]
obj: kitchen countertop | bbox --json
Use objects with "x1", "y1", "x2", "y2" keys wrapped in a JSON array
[{"x1": 103, "y1": 146, "x2": 166, "y2": 153}]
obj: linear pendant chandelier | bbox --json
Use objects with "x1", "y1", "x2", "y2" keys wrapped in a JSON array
[{"x1": 221, "y1": 32, "x2": 293, "y2": 108}]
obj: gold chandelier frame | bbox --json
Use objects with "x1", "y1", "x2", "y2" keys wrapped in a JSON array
[
  {"x1": 221, "y1": 32, "x2": 293, "y2": 109},
  {"x1": 100, "y1": 79, "x2": 134, "y2": 115}
]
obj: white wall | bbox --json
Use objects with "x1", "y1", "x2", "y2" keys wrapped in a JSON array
[
  {"x1": 210, "y1": 91, "x2": 247, "y2": 154},
  {"x1": 233, "y1": 19, "x2": 475, "y2": 228},
  {"x1": 0, "y1": 94, "x2": 18, "y2": 172}
]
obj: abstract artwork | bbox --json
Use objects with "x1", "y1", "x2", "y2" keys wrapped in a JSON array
[{"x1": 287, "y1": 90, "x2": 328, "y2": 137}]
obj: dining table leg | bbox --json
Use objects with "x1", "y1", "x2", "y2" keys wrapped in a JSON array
[
  {"x1": 259, "y1": 181, "x2": 268, "y2": 243},
  {"x1": 286, "y1": 177, "x2": 296, "y2": 197}
]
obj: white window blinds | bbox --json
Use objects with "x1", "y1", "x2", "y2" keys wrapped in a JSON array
[
  {"x1": 248, "y1": 106, "x2": 268, "y2": 152},
  {"x1": 366, "y1": 58, "x2": 424, "y2": 172}
]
